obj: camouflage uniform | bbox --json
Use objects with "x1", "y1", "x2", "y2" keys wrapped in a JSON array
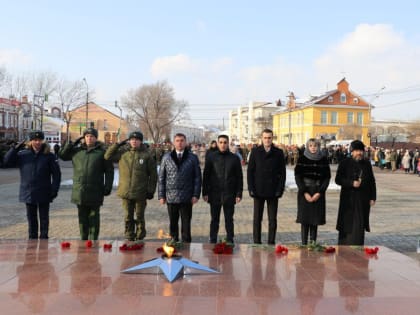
[{"x1": 105, "y1": 139, "x2": 157, "y2": 241}]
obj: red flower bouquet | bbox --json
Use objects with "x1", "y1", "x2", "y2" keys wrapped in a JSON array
[
  {"x1": 119, "y1": 241, "x2": 144, "y2": 251},
  {"x1": 364, "y1": 247, "x2": 379, "y2": 255},
  {"x1": 61, "y1": 241, "x2": 71, "y2": 249},
  {"x1": 275, "y1": 244, "x2": 288, "y2": 254},
  {"x1": 324, "y1": 246, "x2": 336, "y2": 253},
  {"x1": 103, "y1": 243, "x2": 112, "y2": 250},
  {"x1": 213, "y1": 240, "x2": 234, "y2": 255},
  {"x1": 304, "y1": 241, "x2": 336, "y2": 254}
]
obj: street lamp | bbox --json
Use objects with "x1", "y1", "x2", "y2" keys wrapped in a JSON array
[
  {"x1": 83, "y1": 78, "x2": 89, "y2": 128},
  {"x1": 114, "y1": 100, "x2": 122, "y2": 142}
]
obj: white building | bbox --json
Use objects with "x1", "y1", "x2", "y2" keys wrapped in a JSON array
[
  {"x1": 171, "y1": 124, "x2": 205, "y2": 143},
  {"x1": 229, "y1": 101, "x2": 280, "y2": 144}
]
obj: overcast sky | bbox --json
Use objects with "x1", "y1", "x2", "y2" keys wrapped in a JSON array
[{"x1": 1, "y1": 0, "x2": 419, "y2": 125}]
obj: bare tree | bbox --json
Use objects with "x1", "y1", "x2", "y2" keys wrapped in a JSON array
[
  {"x1": 30, "y1": 71, "x2": 58, "y2": 97},
  {"x1": 0, "y1": 66, "x2": 7, "y2": 92},
  {"x1": 10, "y1": 73, "x2": 30, "y2": 100},
  {"x1": 122, "y1": 81, "x2": 188, "y2": 143},
  {"x1": 56, "y1": 79, "x2": 87, "y2": 143}
]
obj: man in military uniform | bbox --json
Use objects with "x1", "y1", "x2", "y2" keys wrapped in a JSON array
[
  {"x1": 105, "y1": 131, "x2": 157, "y2": 242},
  {"x1": 59, "y1": 128, "x2": 114, "y2": 241},
  {"x1": 3, "y1": 131, "x2": 61, "y2": 239}
]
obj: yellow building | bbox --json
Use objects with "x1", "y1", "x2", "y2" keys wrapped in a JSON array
[
  {"x1": 272, "y1": 79, "x2": 371, "y2": 145},
  {"x1": 62, "y1": 102, "x2": 128, "y2": 144}
]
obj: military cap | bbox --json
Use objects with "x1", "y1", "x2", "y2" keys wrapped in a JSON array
[
  {"x1": 83, "y1": 128, "x2": 98, "y2": 138},
  {"x1": 128, "y1": 131, "x2": 143, "y2": 141},
  {"x1": 29, "y1": 130, "x2": 45, "y2": 140}
]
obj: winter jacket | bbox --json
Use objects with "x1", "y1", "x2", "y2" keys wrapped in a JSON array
[
  {"x1": 59, "y1": 141, "x2": 114, "y2": 206},
  {"x1": 247, "y1": 145, "x2": 286, "y2": 199},
  {"x1": 158, "y1": 150, "x2": 201, "y2": 203},
  {"x1": 335, "y1": 157, "x2": 376, "y2": 233},
  {"x1": 294, "y1": 155, "x2": 331, "y2": 225},
  {"x1": 104, "y1": 143, "x2": 157, "y2": 200},
  {"x1": 3, "y1": 143, "x2": 61, "y2": 204},
  {"x1": 202, "y1": 149, "x2": 243, "y2": 205}
]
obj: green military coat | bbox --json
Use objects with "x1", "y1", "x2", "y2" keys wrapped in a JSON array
[
  {"x1": 59, "y1": 142, "x2": 114, "y2": 206},
  {"x1": 105, "y1": 143, "x2": 157, "y2": 200}
]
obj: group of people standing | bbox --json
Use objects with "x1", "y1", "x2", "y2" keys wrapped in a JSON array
[{"x1": 3, "y1": 127, "x2": 377, "y2": 247}]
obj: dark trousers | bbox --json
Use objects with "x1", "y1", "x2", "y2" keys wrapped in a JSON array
[
  {"x1": 209, "y1": 203, "x2": 235, "y2": 243},
  {"x1": 122, "y1": 199, "x2": 147, "y2": 241},
  {"x1": 77, "y1": 205, "x2": 100, "y2": 240},
  {"x1": 26, "y1": 203, "x2": 50, "y2": 239},
  {"x1": 167, "y1": 203, "x2": 192, "y2": 242},
  {"x1": 253, "y1": 197, "x2": 279, "y2": 244},
  {"x1": 301, "y1": 224, "x2": 318, "y2": 245}
]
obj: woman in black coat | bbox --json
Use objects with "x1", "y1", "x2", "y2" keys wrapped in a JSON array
[{"x1": 294, "y1": 138, "x2": 331, "y2": 244}]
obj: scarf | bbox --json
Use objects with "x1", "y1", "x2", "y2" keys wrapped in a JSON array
[{"x1": 303, "y1": 140, "x2": 323, "y2": 161}]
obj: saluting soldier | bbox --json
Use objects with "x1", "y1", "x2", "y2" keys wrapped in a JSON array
[{"x1": 105, "y1": 131, "x2": 157, "y2": 243}]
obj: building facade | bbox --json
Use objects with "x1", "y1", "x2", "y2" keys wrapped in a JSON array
[
  {"x1": 63, "y1": 102, "x2": 128, "y2": 144},
  {"x1": 229, "y1": 101, "x2": 278, "y2": 144},
  {"x1": 0, "y1": 97, "x2": 34, "y2": 141},
  {"x1": 170, "y1": 124, "x2": 205, "y2": 144},
  {"x1": 272, "y1": 79, "x2": 371, "y2": 145}
]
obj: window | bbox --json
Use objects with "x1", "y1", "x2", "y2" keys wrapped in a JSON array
[
  {"x1": 353, "y1": 97, "x2": 359, "y2": 104},
  {"x1": 0, "y1": 113, "x2": 3, "y2": 127},
  {"x1": 321, "y1": 111, "x2": 327, "y2": 124},
  {"x1": 328, "y1": 96, "x2": 333, "y2": 102},
  {"x1": 103, "y1": 119, "x2": 108, "y2": 130},
  {"x1": 347, "y1": 112, "x2": 354, "y2": 124},
  {"x1": 340, "y1": 93, "x2": 347, "y2": 103},
  {"x1": 357, "y1": 112, "x2": 363, "y2": 125},
  {"x1": 330, "y1": 111, "x2": 337, "y2": 125}
]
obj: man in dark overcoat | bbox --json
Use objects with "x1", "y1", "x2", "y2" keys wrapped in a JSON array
[
  {"x1": 335, "y1": 140, "x2": 376, "y2": 245},
  {"x1": 247, "y1": 129, "x2": 286, "y2": 244},
  {"x1": 202, "y1": 134, "x2": 243, "y2": 243},
  {"x1": 3, "y1": 131, "x2": 61, "y2": 239}
]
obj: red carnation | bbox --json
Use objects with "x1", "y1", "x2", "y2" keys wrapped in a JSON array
[
  {"x1": 364, "y1": 247, "x2": 379, "y2": 255},
  {"x1": 119, "y1": 242, "x2": 144, "y2": 251},
  {"x1": 213, "y1": 241, "x2": 233, "y2": 254},
  {"x1": 324, "y1": 246, "x2": 336, "y2": 253},
  {"x1": 103, "y1": 243, "x2": 112, "y2": 250},
  {"x1": 85, "y1": 240, "x2": 93, "y2": 248},
  {"x1": 275, "y1": 245, "x2": 288, "y2": 254},
  {"x1": 61, "y1": 242, "x2": 70, "y2": 249}
]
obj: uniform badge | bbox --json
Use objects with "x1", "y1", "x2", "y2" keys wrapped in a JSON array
[{"x1": 139, "y1": 159, "x2": 144, "y2": 164}]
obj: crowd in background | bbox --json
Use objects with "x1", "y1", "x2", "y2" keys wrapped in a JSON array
[{"x1": 1, "y1": 137, "x2": 419, "y2": 176}]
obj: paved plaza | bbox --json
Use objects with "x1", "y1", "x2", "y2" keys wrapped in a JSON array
[
  {"x1": 1, "y1": 161, "x2": 420, "y2": 314},
  {"x1": 1, "y1": 161, "x2": 419, "y2": 256}
]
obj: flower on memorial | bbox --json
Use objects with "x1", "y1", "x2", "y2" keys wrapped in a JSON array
[
  {"x1": 213, "y1": 239, "x2": 234, "y2": 255},
  {"x1": 275, "y1": 244, "x2": 288, "y2": 254},
  {"x1": 324, "y1": 246, "x2": 336, "y2": 253},
  {"x1": 364, "y1": 247, "x2": 379, "y2": 255},
  {"x1": 85, "y1": 240, "x2": 93, "y2": 248},
  {"x1": 119, "y1": 241, "x2": 144, "y2": 251},
  {"x1": 61, "y1": 241, "x2": 71, "y2": 249},
  {"x1": 304, "y1": 241, "x2": 336, "y2": 254},
  {"x1": 103, "y1": 243, "x2": 112, "y2": 250},
  {"x1": 157, "y1": 238, "x2": 183, "y2": 253}
]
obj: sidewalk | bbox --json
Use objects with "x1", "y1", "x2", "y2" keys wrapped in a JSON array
[{"x1": 1, "y1": 162, "x2": 419, "y2": 256}]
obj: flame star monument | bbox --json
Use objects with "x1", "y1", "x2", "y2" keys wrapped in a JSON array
[{"x1": 122, "y1": 255, "x2": 219, "y2": 283}]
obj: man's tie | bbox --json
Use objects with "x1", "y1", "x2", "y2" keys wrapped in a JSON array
[{"x1": 177, "y1": 153, "x2": 182, "y2": 162}]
